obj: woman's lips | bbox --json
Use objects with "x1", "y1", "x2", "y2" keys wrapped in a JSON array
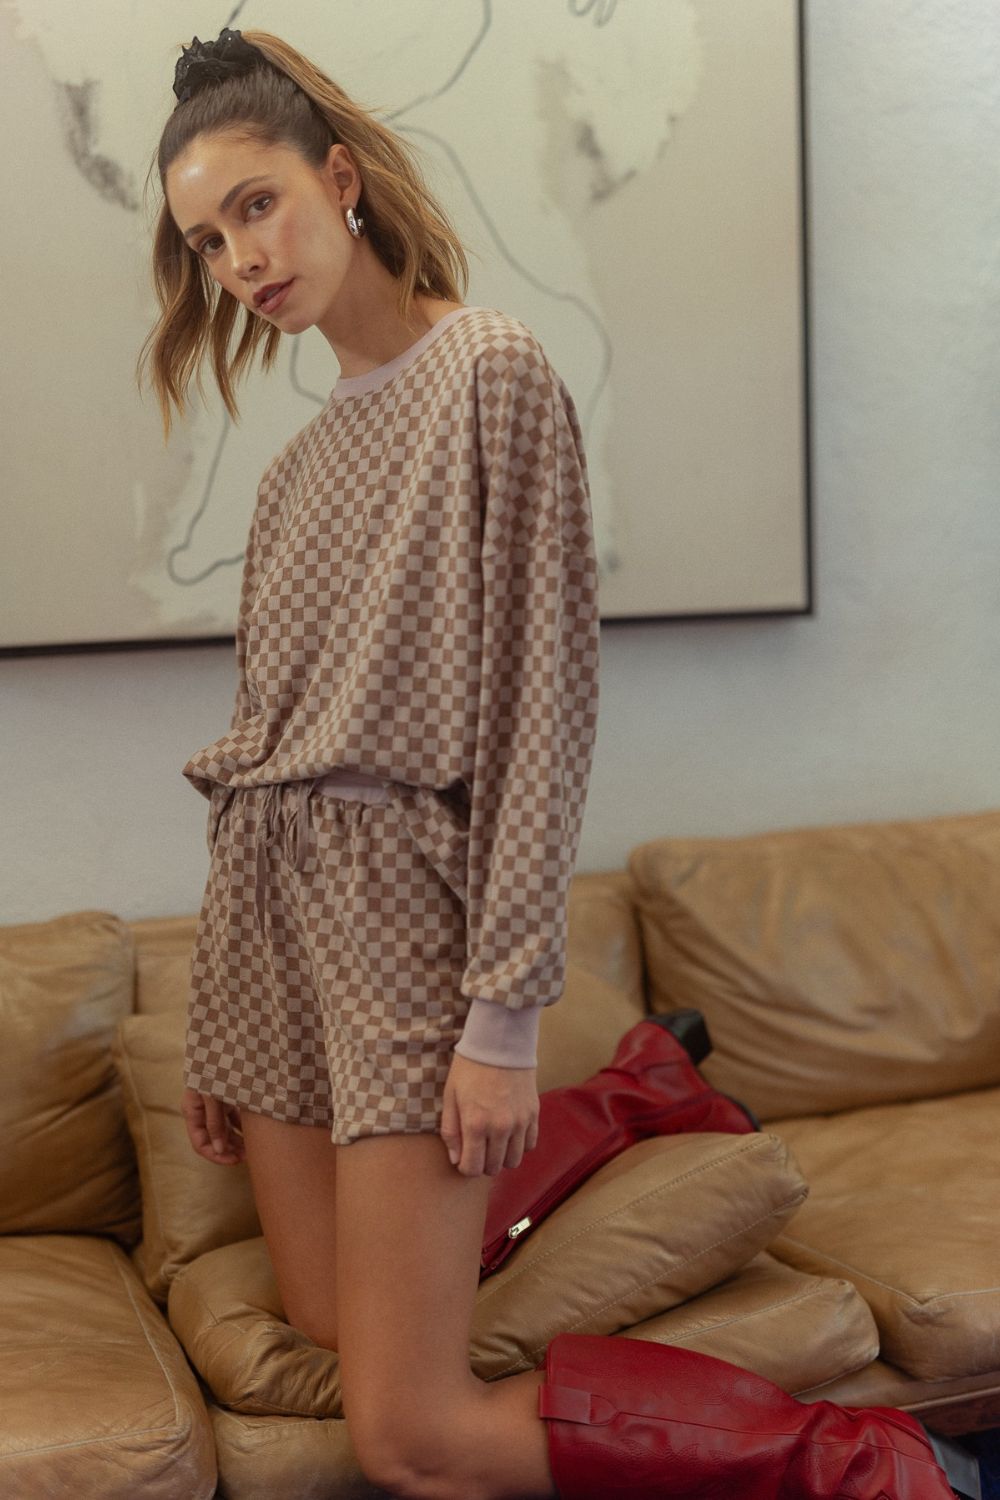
[{"x1": 259, "y1": 280, "x2": 294, "y2": 314}]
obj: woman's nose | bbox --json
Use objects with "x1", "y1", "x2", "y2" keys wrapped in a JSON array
[{"x1": 230, "y1": 234, "x2": 264, "y2": 280}]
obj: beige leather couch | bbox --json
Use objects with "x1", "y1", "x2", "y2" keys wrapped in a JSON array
[{"x1": 2, "y1": 805, "x2": 997, "y2": 1498}]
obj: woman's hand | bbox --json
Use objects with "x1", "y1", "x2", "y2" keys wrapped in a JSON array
[
  {"x1": 180, "y1": 1086, "x2": 246, "y2": 1166},
  {"x1": 440, "y1": 1053, "x2": 540, "y2": 1177}
]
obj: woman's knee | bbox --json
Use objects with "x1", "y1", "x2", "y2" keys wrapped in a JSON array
[
  {"x1": 347, "y1": 1403, "x2": 484, "y2": 1500},
  {"x1": 334, "y1": 1134, "x2": 491, "y2": 1495}
]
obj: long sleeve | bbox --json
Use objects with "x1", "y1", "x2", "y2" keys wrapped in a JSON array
[
  {"x1": 452, "y1": 337, "x2": 601, "y2": 1066},
  {"x1": 229, "y1": 506, "x2": 261, "y2": 732},
  {"x1": 180, "y1": 503, "x2": 263, "y2": 804}
]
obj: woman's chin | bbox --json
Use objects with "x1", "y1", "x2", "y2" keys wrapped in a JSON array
[{"x1": 267, "y1": 309, "x2": 312, "y2": 335}]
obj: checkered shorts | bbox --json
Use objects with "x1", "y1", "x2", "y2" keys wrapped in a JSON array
[{"x1": 185, "y1": 773, "x2": 472, "y2": 1146}]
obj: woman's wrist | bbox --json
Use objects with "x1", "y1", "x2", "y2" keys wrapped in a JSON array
[{"x1": 453, "y1": 997, "x2": 542, "y2": 1069}]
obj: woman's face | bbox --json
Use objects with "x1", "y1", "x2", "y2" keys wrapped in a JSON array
[{"x1": 165, "y1": 129, "x2": 356, "y2": 334}]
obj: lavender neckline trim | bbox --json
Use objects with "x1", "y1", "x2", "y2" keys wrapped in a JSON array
[{"x1": 328, "y1": 305, "x2": 483, "y2": 400}]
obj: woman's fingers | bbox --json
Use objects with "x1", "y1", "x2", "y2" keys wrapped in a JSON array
[
  {"x1": 502, "y1": 1125, "x2": 529, "y2": 1172},
  {"x1": 204, "y1": 1096, "x2": 245, "y2": 1162},
  {"x1": 180, "y1": 1087, "x2": 246, "y2": 1165},
  {"x1": 204, "y1": 1094, "x2": 229, "y2": 1152},
  {"x1": 180, "y1": 1086, "x2": 209, "y2": 1148},
  {"x1": 442, "y1": 1055, "x2": 539, "y2": 1177}
]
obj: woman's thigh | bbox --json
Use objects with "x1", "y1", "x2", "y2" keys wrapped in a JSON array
[
  {"x1": 239, "y1": 1107, "x2": 340, "y2": 1350},
  {"x1": 334, "y1": 1131, "x2": 492, "y2": 1482}
]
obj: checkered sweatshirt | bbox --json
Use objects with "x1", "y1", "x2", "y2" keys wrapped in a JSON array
[{"x1": 182, "y1": 305, "x2": 601, "y2": 1069}]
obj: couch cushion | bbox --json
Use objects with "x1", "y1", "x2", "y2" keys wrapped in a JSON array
[
  {"x1": 128, "y1": 914, "x2": 199, "y2": 1018},
  {"x1": 125, "y1": 883, "x2": 647, "y2": 1024},
  {"x1": 203, "y1": 1255, "x2": 877, "y2": 1500},
  {"x1": 209, "y1": 1406, "x2": 374, "y2": 1500},
  {"x1": 169, "y1": 1130, "x2": 807, "y2": 1417},
  {"x1": 171, "y1": 1235, "x2": 343, "y2": 1417},
  {"x1": 112, "y1": 1008, "x2": 261, "y2": 1304},
  {"x1": 473, "y1": 1132, "x2": 808, "y2": 1376},
  {"x1": 623, "y1": 1250, "x2": 879, "y2": 1396},
  {"x1": 798, "y1": 1359, "x2": 1000, "y2": 1436},
  {"x1": 0, "y1": 1233, "x2": 216, "y2": 1498},
  {"x1": 769, "y1": 1086, "x2": 1000, "y2": 1381},
  {"x1": 629, "y1": 807, "x2": 1000, "y2": 1120},
  {"x1": 567, "y1": 869, "x2": 647, "y2": 1002},
  {"x1": 0, "y1": 909, "x2": 140, "y2": 1242},
  {"x1": 536, "y1": 962, "x2": 649, "y2": 1092}
]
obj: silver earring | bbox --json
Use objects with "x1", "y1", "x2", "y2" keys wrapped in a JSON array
[{"x1": 345, "y1": 205, "x2": 365, "y2": 238}]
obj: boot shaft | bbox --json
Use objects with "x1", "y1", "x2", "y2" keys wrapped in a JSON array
[
  {"x1": 537, "y1": 1333, "x2": 957, "y2": 1500},
  {"x1": 481, "y1": 1015, "x2": 756, "y2": 1276}
]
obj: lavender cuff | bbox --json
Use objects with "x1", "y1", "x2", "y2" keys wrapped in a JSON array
[{"x1": 453, "y1": 996, "x2": 543, "y2": 1069}]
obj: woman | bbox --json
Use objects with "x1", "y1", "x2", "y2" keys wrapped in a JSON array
[
  {"x1": 137, "y1": 28, "x2": 957, "y2": 1500},
  {"x1": 140, "y1": 24, "x2": 600, "y2": 1500}
]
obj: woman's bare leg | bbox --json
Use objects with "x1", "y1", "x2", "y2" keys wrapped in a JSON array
[
  {"x1": 335, "y1": 1130, "x2": 557, "y2": 1500},
  {"x1": 239, "y1": 1108, "x2": 341, "y2": 1350}
]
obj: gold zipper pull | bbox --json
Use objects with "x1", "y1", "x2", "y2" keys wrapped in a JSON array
[{"x1": 507, "y1": 1216, "x2": 532, "y2": 1240}]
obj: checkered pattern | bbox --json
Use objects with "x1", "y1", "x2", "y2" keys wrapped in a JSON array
[
  {"x1": 186, "y1": 782, "x2": 472, "y2": 1144},
  {"x1": 181, "y1": 305, "x2": 601, "y2": 1037}
]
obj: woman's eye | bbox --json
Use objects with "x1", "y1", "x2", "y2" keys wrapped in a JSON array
[{"x1": 197, "y1": 197, "x2": 272, "y2": 256}]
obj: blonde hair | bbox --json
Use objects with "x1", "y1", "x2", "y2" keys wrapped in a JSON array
[{"x1": 136, "y1": 29, "x2": 470, "y2": 440}]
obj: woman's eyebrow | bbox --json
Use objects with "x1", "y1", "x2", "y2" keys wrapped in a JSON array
[{"x1": 183, "y1": 175, "x2": 272, "y2": 240}]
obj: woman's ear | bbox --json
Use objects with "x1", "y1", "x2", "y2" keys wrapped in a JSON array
[{"x1": 322, "y1": 141, "x2": 359, "y2": 206}]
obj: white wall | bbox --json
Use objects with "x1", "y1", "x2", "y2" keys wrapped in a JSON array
[{"x1": 4, "y1": 1, "x2": 999, "y2": 925}]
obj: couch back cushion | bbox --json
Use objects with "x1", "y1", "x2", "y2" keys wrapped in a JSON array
[
  {"x1": 128, "y1": 914, "x2": 200, "y2": 1016},
  {"x1": 629, "y1": 808, "x2": 1000, "y2": 1120},
  {"x1": 537, "y1": 962, "x2": 648, "y2": 1092},
  {"x1": 112, "y1": 1007, "x2": 261, "y2": 1305},
  {"x1": 126, "y1": 901, "x2": 648, "y2": 1095},
  {"x1": 567, "y1": 870, "x2": 647, "y2": 1001},
  {"x1": 128, "y1": 879, "x2": 648, "y2": 1022},
  {"x1": 0, "y1": 910, "x2": 141, "y2": 1241}
]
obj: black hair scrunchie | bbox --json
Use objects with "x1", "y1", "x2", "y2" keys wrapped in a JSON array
[{"x1": 172, "y1": 27, "x2": 262, "y2": 105}]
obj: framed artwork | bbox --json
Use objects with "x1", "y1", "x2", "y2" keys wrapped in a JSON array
[{"x1": 1, "y1": 0, "x2": 809, "y2": 655}]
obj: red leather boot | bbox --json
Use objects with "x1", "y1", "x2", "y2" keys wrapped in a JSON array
[
  {"x1": 481, "y1": 1012, "x2": 757, "y2": 1277},
  {"x1": 536, "y1": 1333, "x2": 957, "y2": 1499}
]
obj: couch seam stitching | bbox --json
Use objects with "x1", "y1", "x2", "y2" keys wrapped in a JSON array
[
  {"x1": 775, "y1": 1235, "x2": 1000, "y2": 1312},
  {"x1": 109, "y1": 1242, "x2": 185, "y2": 1437},
  {"x1": 638, "y1": 1277, "x2": 849, "y2": 1340},
  {"x1": 114, "y1": 1035, "x2": 170, "y2": 1279}
]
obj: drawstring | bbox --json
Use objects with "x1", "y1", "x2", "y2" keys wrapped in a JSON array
[{"x1": 254, "y1": 780, "x2": 315, "y2": 936}]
